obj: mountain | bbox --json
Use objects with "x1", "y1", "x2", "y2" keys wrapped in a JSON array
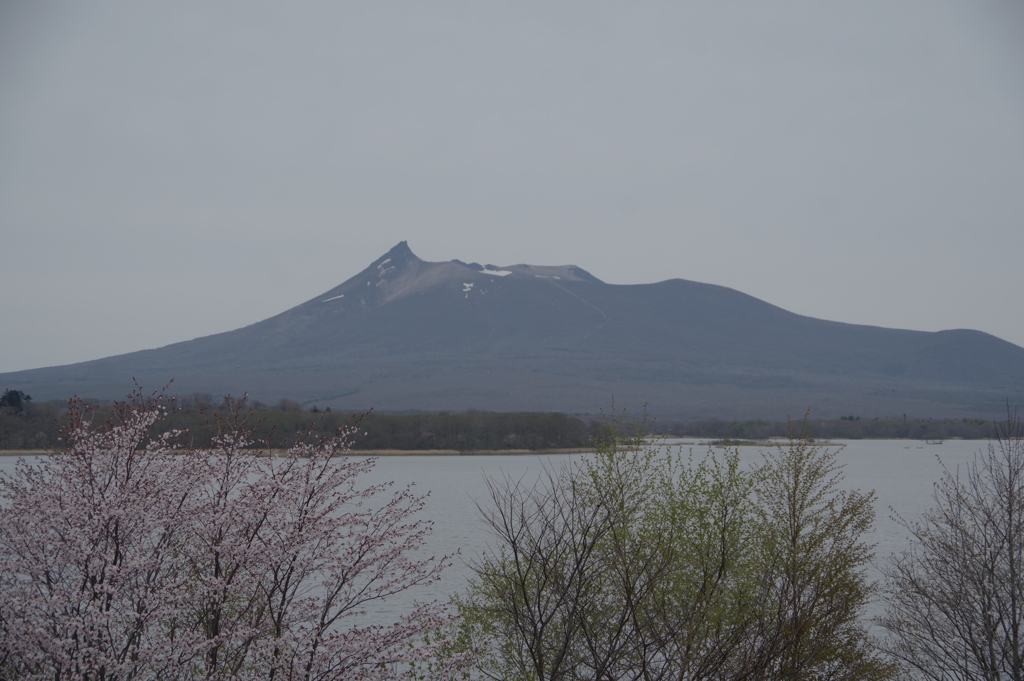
[{"x1": 4, "y1": 241, "x2": 1023, "y2": 419}]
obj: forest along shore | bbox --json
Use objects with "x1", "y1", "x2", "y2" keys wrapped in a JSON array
[
  {"x1": 0, "y1": 448, "x2": 592, "y2": 457},
  {"x1": 0, "y1": 400, "x2": 1000, "y2": 452}
]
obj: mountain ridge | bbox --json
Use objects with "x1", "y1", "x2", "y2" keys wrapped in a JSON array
[{"x1": 3, "y1": 242, "x2": 1022, "y2": 419}]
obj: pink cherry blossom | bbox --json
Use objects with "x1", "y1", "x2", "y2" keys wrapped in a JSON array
[{"x1": 0, "y1": 392, "x2": 475, "y2": 680}]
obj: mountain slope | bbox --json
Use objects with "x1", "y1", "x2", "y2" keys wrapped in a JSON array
[{"x1": 3, "y1": 242, "x2": 1022, "y2": 419}]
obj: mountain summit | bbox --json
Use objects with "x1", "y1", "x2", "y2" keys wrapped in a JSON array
[
  {"x1": 311, "y1": 240, "x2": 602, "y2": 311},
  {"x1": 3, "y1": 243, "x2": 1023, "y2": 418}
]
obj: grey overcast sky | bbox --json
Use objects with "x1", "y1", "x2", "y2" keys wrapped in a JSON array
[{"x1": 1, "y1": 0, "x2": 1023, "y2": 374}]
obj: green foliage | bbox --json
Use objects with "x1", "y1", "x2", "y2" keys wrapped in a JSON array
[
  {"x1": 449, "y1": 411, "x2": 896, "y2": 681},
  {"x1": 753, "y1": 423, "x2": 893, "y2": 680}
]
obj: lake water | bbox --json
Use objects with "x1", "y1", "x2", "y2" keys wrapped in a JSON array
[{"x1": 0, "y1": 438, "x2": 990, "y2": 628}]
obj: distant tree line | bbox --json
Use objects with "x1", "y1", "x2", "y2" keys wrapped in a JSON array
[
  {"x1": 0, "y1": 389, "x2": 61, "y2": 449},
  {"x1": 657, "y1": 415, "x2": 994, "y2": 441},
  {"x1": 0, "y1": 392, "x2": 592, "y2": 451},
  {"x1": 163, "y1": 409, "x2": 593, "y2": 451},
  {"x1": 0, "y1": 388, "x2": 1003, "y2": 450}
]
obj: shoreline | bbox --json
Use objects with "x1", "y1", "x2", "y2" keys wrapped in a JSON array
[
  {"x1": 0, "y1": 439, "x2": 959, "y2": 457},
  {"x1": 0, "y1": 444, "x2": 703, "y2": 457},
  {"x1": 0, "y1": 447, "x2": 595, "y2": 457}
]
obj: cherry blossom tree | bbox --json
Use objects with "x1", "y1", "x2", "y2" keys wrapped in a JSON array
[{"x1": 0, "y1": 393, "x2": 472, "y2": 680}]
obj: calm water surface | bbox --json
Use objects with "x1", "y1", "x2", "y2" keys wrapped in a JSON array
[
  {"x1": 344, "y1": 438, "x2": 988, "y2": 625},
  {"x1": 0, "y1": 439, "x2": 989, "y2": 626}
]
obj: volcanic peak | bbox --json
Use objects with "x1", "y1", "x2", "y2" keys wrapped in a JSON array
[{"x1": 313, "y1": 242, "x2": 603, "y2": 308}]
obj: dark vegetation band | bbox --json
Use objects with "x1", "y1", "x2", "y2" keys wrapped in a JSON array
[{"x1": 0, "y1": 388, "x2": 999, "y2": 450}]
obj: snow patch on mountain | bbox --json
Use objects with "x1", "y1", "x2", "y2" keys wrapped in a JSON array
[{"x1": 377, "y1": 259, "x2": 396, "y2": 285}]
